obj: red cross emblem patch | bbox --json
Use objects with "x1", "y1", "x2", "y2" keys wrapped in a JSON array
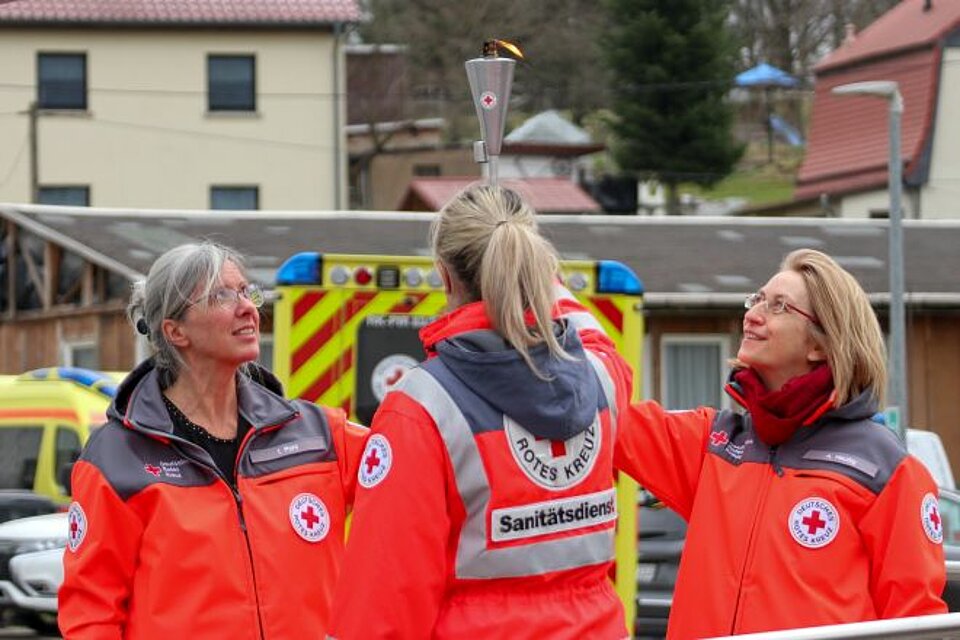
[
  {"x1": 289, "y1": 493, "x2": 330, "y2": 543},
  {"x1": 788, "y1": 497, "x2": 840, "y2": 549},
  {"x1": 479, "y1": 91, "x2": 498, "y2": 111},
  {"x1": 358, "y1": 434, "x2": 392, "y2": 489},
  {"x1": 144, "y1": 463, "x2": 162, "y2": 477},
  {"x1": 709, "y1": 430, "x2": 729, "y2": 447},
  {"x1": 67, "y1": 502, "x2": 87, "y2": 553},
  {"x1": 921, "y1": 492, "x2": 943, "y2": 544}
]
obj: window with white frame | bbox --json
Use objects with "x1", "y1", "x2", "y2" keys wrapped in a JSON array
[
  {"x1": 61, "y1": 341, "x2": 99, "y2": 370},
  {"x1": 660, "y1": 335, "x2": 730, "y2": 410}
]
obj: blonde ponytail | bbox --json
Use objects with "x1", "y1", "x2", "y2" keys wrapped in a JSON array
[{"x1": 432, "y1": 185, "x2": 571, "y2": 378}]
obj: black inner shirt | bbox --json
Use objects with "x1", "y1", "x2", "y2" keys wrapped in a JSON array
[{"x1": 162, "y1": 394, "x2": 252, "y2": 485}]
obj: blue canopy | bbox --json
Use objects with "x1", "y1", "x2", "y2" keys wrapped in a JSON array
[{"x1": 735, "y1": 63, "x2": 799, "y2": 89}]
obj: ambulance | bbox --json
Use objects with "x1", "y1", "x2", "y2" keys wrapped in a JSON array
[
  {"x1": 272, "y1": 251, "x2": 644, "y2": 623},
  {"x1": 0, "y1": 367, "x2": 118, "y2": 505}
]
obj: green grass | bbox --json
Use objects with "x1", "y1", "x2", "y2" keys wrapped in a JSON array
[
  {"x1": 682, "y1": 168, "x2": 795, "y2": 206},
  {"x1": 681, "y1": 144, "x2": 803, "y2": 207}
]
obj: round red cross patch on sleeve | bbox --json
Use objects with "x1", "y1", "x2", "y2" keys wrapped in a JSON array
[
  {"x1": 921, "y1": 492, "x2": 943, "y2": 544},
  {"x1": 358, "y1": 434, "x2": 392, "y2": 489},
  {"x1": 67, "y1": 502, "x2": 87, "y2": 553}
]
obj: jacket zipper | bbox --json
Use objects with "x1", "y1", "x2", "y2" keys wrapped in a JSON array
[
  {"x1": 125, "y1": 409, "x2": 298, "y2": 639},
  {"x1": 229, "y1": 419, "x2": 295, "y2": 640},
  {"x1": 233, "y1": 426, "x2": 266, "y2": 640},
  {"x1": 729, "y1": 452, "x2": 779, "y2": 633}
]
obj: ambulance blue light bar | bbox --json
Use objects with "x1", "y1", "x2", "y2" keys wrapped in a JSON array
[
  {"x1": 277, "y1": 252, "x2": 323, "y2": 285},
  {"x1": 20, "y1": 367, "x2": 119, "y2": 398},
  {"x1": 596, "y1": 260, "x2": 643, "y2": 295}
]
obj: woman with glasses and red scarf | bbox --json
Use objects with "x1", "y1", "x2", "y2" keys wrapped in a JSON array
[
  {"x1": 617, "y1": 249, "x2": 946, "y2": 639},
  {"x1": 59, "y1": 242, "x2": 368, "y2": 639}
]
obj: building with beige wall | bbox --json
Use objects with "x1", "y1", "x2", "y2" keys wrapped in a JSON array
[{"x1": 0, "y1": 0, "x2": 359, "y2": 210}]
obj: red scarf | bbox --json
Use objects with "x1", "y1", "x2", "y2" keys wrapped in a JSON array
[{"x1": 732, "y1": 365, "x2": 835, "y2": 446}]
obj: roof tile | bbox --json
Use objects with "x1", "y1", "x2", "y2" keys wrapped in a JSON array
[
  {"x1": 816, "y1": 0, "x2": 960, "y2": 72},
  {"x1": 399, "y1": 177, "x2": 601, "y2": 214},
  {"x1": 796, "y1": 47, "x2": 939, "y2": 200},
  {"x1": 0, "y1": 0, "x2": 361, "y2": 25}
]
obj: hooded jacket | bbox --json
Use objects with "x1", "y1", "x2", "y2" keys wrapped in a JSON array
[
  {"x1": 615, "y1": 377, "x2": 947, "y2": 639},
  {"x1": 328, "y1": 300, "x2": 634, "y2": 639},
  {"x1": 58, "y1": 359, "x2": 369, "y2": 640}
]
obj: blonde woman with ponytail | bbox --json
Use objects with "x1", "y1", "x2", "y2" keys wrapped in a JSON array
[{"x1": 330, "y1": 185, "x2": 635, "y2": 639}]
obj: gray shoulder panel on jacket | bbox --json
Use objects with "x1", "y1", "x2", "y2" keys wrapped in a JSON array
[
  {"x1": 779, "y1": 420, "x2": 907, "y2": 494},
  {"x1": 80, "y1": 420, "x2": 218, "y2": 501},
  {"x1": 238, "y1": 400, "x2": 337, "y2": 478}
]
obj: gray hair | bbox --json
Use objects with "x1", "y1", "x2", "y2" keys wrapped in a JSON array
[{"x1": 127, "y1": 242, "x2": 246, "y2": 385}]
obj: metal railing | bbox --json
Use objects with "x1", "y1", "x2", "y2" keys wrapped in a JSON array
[
  {"x1": 706, "y1": 613, "x2": 960, "y2": 640},
  {"x1": 947, "y1": 560, "x2": 960, "y2": 580},
  {"x1": 704, "y1": 563, "x2": 960, "y2": 640}
]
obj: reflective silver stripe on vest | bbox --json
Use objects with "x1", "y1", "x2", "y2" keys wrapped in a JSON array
[
  {"x1": 397, "y1": 366, "x2": 616, "y2": 579},
  {"x1": 585, "y1": 350, "x2": 618, "y2": 433},
  {"x1": 554, "y1": 283, "x2": 607, "y2": 334},
  {"x1": 564, "y1": 310, "x2": 606, "y2": 333}
]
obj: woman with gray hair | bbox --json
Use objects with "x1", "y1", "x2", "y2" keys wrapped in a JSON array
[{"x1": 59, "y1": 241, "x2": 368, "y2": 639}]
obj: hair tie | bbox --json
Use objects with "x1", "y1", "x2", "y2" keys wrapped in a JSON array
[{"x1": 136, "y1": 318, "x2": 150, "y2": 335}]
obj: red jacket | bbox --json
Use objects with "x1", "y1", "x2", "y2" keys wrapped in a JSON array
[
  {"x1": 615, "y1": 383, "x2": 947, "y2": 639},
  {"x1": 328, "y1": 300, "x2": 634, "y2": 639},
  {"x1": 59, "y1": 361, "x2": 368, "y2": 639}
]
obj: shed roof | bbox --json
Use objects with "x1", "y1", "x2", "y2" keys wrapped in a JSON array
[
  {"x1": 397, "y1": 178, "x2": 602, "y2": 214},
  {"x1": 2, "y1": 203, "x2": 959, "y2": 308}
]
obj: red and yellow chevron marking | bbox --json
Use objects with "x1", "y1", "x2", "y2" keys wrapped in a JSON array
[
  {"x1": 286, "y1": 289, "x2": 446, "y2": 414},
  {"x1": 583, "y1": 295, "x2": 627, "y2": 345}
]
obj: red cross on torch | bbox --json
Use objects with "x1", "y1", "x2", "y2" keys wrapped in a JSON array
[
  {"x1": 482, "y1": 93, "x2": 495, "y2": 107},
  {"x1": 802, "y1": 510, "x2": 827, "y2": 535},
  {"x1": 300, "y1": 506, "x2": 320, "y2": 530},
  {"x1": 364, "y1": 449, "x2": 381, "y2": 474}
]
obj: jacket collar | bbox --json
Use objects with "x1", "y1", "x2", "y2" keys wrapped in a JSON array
[{"x1": 109, "y1": 359, "x2": 299, "y2": 436}]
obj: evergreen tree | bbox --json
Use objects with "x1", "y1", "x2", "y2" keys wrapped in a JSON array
[{"x1": 602, "y1": 0, "x2": 743, "y2": 214}]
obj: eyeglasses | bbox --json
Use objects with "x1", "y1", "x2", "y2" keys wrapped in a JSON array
[
  {"x1": 744, "y1": 291, "x2": 820, "y2": 326},
  {"x1": 187, "y1": 283, "x2": 265, "y2": 310}
]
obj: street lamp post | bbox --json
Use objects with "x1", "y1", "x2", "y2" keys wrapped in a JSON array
[{"x1": 831, "y1": 80, "x2": 907, "y2": 438}]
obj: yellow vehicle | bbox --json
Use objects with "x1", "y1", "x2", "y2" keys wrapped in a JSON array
[
  {"x1": 0, "y1": 367, "x2": 119, "y2": 504},
  {"x1": 273, "y1": 252, "x2": 644, "y2": 623}
]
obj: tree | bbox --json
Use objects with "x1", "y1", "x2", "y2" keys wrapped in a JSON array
[
  {"x1": 602, "y1": 0, "x2": 744, "y2": 214},
  {"x1": 731, "y1": 0, "x2": 899, "y2": 79},
  {"x1": 357, "y1": 0, "x2": 611, "y2": 136}
]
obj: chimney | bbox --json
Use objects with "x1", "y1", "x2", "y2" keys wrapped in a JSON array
[
  {"x1": 844, "y1": 23, "x2": 856, "y2": 44},
  {"x1": 924, "y1": 0, "x2": 933, "y2": 12}
]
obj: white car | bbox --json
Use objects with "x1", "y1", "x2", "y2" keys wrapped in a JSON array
[{"x1": 0, "y1": 512, "x2": 65, "y2": 633}]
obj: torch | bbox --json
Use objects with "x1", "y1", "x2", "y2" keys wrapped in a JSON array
[{"x1": 465, "y1": 39, "x2": 523, "y2": 186}]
